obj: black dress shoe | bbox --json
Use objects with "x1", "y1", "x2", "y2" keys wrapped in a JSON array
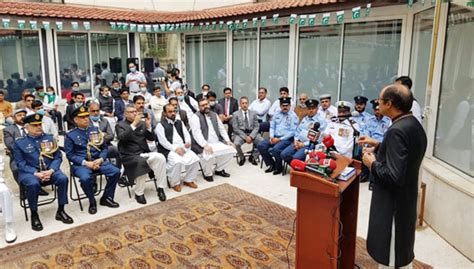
[
  {"x1": 135, "y1": 194, "x2": 147, "y2": 204},
  {"x1": 39, "y1": 188, "x2": 49, "y2": 196},
  {"x1": 55, "y1": 210, "x2": 74, "y2": 224},
  {"x1": 118, "y1": 176, "x2": 129, "y2": 187},
  {"x1": 272, "y1": 169, "x2": 283, "y2": 175},
  {"x1": 157, "y1": 188, "x2": 167, "y2": 202},
  {"x1": 249, "y1": 156, "x2": 258, "y2": 166},
  {"x1": 360, "y1": 174, "x2": 369, "y2": 183},
  {"x1": 238, "y1": 158, "x2": 245, "y2": 166},
  {"x1": 31, "y1": 212, "x2": 43, "y2": 231},
  {"x1": 215, "y1": 170, "x2": 230, "y2": 177},
  {"x1": 265, "y1": 166, "x2": 274, "y2": 173},
  {"x1": 100, "y1": 197, "x2": 120, "y2": 208},
  {"x1": 88, "y1": 203, "x2": 97, "y2": 215},
  {"x1": 203, "y1": 176, "x2": 214, "y2": 182}
]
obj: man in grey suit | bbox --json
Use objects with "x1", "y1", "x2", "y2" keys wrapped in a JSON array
[
  {"x1": 3, "y1": 108, "x2": 27, "y2": 183},
  {"x1": 232, "y1": 97, "x2": 263, "y2": 166}
]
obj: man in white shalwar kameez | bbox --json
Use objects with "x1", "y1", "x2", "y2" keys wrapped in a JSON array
[
  {"x1": 190, "y1": 98, "x2": 236, "y2": 182},
  {"x1": 156, "y1": 104, "x2": 200, "y2": 192}
]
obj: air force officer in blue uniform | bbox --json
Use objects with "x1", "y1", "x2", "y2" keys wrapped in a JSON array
[
  {"x1": 13, "y1": 113, "x2": 73, "y2": 231},
  {"x1": 65, "y1": 106, "x2": 120, "y2": 215}
]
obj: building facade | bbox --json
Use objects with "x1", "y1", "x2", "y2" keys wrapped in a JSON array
[{"x1": 0, "y1": 0, "x2": 472, "y2": 260}]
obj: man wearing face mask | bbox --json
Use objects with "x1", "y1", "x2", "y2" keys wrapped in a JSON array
[
  {"x1": 190, "y1": 98, "x2": 236, "y2": 182},
  {"x1": 64, "y1": 92, "x2": 85, "y2": 130},
  {"x1": 138, "y1": 82, "x2": 153, "y2": 105},
  {"x1": 31, "y1": 100, "x2": 58, "y2": 140},
  {"x1": 66, "y1": 81, "x2": 81, "y2": 103},
  {"x1": 98, "y1": 86, "x2": 116, "y2": 134},
  {"x1": 110, "y1": 80, "x2": 122, "y2": 100},
  {"x1": 175, "y1": 88, "x2": 198, "y2": 122},
  {"x1": 206, "y1": 91, "x2": 223, "y2": 116},
  {"x1": 125, "y1": 63, "x2": 146, "y2": 99}
]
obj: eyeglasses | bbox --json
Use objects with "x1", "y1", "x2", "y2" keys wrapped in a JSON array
[
  {"x1": 126, "y1": 110, "x2": 137, "y2": 113},
  {"x1": 90, "y1": 110, "x2": 100, "y2": 113}
]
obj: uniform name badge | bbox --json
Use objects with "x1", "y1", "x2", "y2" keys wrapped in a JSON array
[
  {"x1": 40, "y1": 140, "x2": 53, "y2": 153},
  {"x1": 338, "y1": 127, "x2": 350, "y2": 138},
  {"x1": 89, "y1": 131, "x2": 100, "y2": 144}
]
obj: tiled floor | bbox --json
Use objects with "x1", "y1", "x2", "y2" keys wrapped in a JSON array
[{"x1": 0, "y1": 150, "x2": 472, "y2": 268}]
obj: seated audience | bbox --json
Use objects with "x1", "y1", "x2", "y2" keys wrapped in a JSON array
[
  {"x1": 65, "y1": 106, "x2": 120, "y2": 215},
  {"x1": 156, "y1": 104, "x2": 200, "y2": 192},
  {"x1": 258, "y1": 97, "x2": 299, "y2": 175},
  {"x1": 13, "y1": 114, "x2": 73, "y2": 231},
  {"x1": 116, "y1": 104, "x2": 167, "y2": 204},
  {"x1": 190, "y1": 98, "x2": 236, "y2": 182},
  {"x1": 232, "y1": 96, "x2": 263, "y2": 166}
]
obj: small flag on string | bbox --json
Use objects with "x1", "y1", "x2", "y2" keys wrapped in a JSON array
[
  {"x1": 467, "y1": 0, "x2": 474, "y2": 7},
  {"x1": 110, "y1": 22, "x2": 117, "y2": 30},
  {"x1": 260, "y1": 16, "x2": 267, "y2": 27},
  {"x1": 421, "y1": 0, "x2": 426, "y2": 5},
  {"x1": 366, "y1": 4, "x2": 372, "y2": 17},
  {"x1": 408, "y1": 0, "x2": 414, "y2": 7},
  {"x1": 130, "y1": 24, "x2": 137, "y2": 32},
  {"x1": 336, "y1": 11, "x2": 345, "y2": 23},
  {"x1": 431, "y1": 0, "x2": 435, "y2": 4},
  {"x1": 242, "y1": 19, "x2": 248, "y2": 29},
  {"x1": 190, "y1": 23, "x2": 195, "y2": 31},
  {"x1": 299, "y1": 15, "x2": 307, "y2": 26},
  {"x1": 56, "y1": 21, "x2": 63, "y2": 31},
  {"x1": 71, "y1": 21, "x2": 79, "y2": 30},
  {"x1": 145, "y1": 25, "x2": 152, "y2": 32},
  {"x1": 83, "y1": 21, "x2": 91, "y2": 30},
  {"x1": 153, "y1": 24, "x2": 159, "y2": 32},
  {"x1": 322, "y1": 13, "x2": 330, "y2": 25},
  {"x1": 2, "y1": 19, "x2": 10, "y2": 28},
  {"x1": 212, "y1": 21, "x2": 217, "y2": 30},
  {"x1": 352, "y1": 7, "x2": 361, "y2": 19},
  {"x1": 122, "y1": 23, "x2": 129, "y2": 31},
  {"x1": 30, "y1": 20, "x2": 38, "y2": 30},
  {"x1": 272, "y1": 14, "x2": 279, "y2": 24},
  {"x1": 137, "y1": 24, "x2": 144, "y2": 32},
  {"x1": 226, "y1": 21, "x2": 233, "y2": 31},
  {"x1": 42, "y1": 21, "x2": 50, "y2": 30},
  {"x1": 219, "y1": 21, "x2": 225, "y2": 30},
  {"x1": 252, "y1": 18, "x2": 258, "y2": 27},
  {"x1": 205, "y1": 22, "x2": 210, "y2": 31},
  {"x1": 308, "y1": 15, "x2": 316, "y2": 26},
  {"x1": 18, "y1": 20, "x2": 26, "y2": 29},
  {"x1": 289, "y1": 14, "x2": 297, "y2": 24},
  {"x1": 198, "y1": 23, "x2": 203, "y2": 31}
]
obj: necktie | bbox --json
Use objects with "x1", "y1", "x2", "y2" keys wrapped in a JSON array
[
  {"x1": 244, "y1": 111, "x2": 249, "y2": 130},
  {"x1": 225, "y1": 99, "x2": 229, "y2": 116},
  {"x1": 20, "y1": 127, "x2": 25, "y2": 137}
]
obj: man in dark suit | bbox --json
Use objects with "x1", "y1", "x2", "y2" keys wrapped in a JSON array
[
  {"x1": 232, "y1": 96, "x2": 263, "y2": 166},
  {"x1": 218, "y1": 87, "x2": 239, "y2": 138},
  {"x1": 114, "y1": 88, "x2": 132, "y2": 122},
  {"x1": 64, "y1": 92, "x2": 85, "y2": 130},
  {"x1": 116, "y1": 104, "x2": 167, "y2": 204},
  {"x1": 360, "y1": 84, "x2": 427, "y2": 268}
]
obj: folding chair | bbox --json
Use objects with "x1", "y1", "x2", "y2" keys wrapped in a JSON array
[
  {"x1": 68, "y1": 161, "x2": 105, "y2": 211},
  {"x1": 19, "y1": 182, "x2": 57, "y2": 221}
]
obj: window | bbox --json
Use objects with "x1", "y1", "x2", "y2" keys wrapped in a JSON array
[
  {"x1": 233, "y1": 28, "x2": 258, "y2": 100},
  {"x1": 185, "y1": 35, "x2": 202, "y2": 92},
  {"x1": 57, "y1": 32, "x2": 91, "y2": 98},
  {"x1": 297, "y1": 24, "x2": 342, "y2": 101},
  {"x1": 0, "y1": 30, "x2": 42, "y2": 102},
  {"x1": 410, "y1": 8, "x2": 435, "y2": 109},
  {"x1": 203, "y1": 33, "x2": 227, "y2": 98},
  {"x1": 434, "y1": 4, "x2": 473, "y2": 177},
  {"x1": 340, "y1": 20, "x2": 402, "y2": 102},
  {"x1": 91, "y1": 33, "x2": 128, "y2": 91},
  {"x1": 139, "y1": 33, "x2": 179, "y2": 70},
  {"x1": 259, "y1": 26, "x2": 289, "y2": 102}
]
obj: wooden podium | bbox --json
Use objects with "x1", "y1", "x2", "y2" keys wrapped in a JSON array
[{"x1": 290, "y1": 159, "x2": 361, "y2": 269}]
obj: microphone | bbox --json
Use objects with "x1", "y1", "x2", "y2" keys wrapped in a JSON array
[
  {"x1": 307, "y1": 122, "x2": 321, "y2": 143},
  {"x1": 321, "y1": 133, "x2": 338, "y2": 153},
  {"x1": 290, "y1": 159, "x2": 334, "y2": 178},
  {"x1": 318, "y1": 158, "x2": 337, "y2": 171}
]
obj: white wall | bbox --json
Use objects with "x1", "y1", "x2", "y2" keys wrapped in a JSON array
[{"x1": 64, "y1": 0, "x2": 255, "y2": 11}]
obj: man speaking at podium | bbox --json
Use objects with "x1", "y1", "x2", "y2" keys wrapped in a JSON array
[{"x1": 359, "y1": 84, "x2": 427, "y2": 268}]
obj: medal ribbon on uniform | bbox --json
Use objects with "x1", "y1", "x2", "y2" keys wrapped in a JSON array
[
  {"x1": 87, "y1": 131, "x2": 104, "y2": 161},
  {"x1": 39, "y1": 140, "x2": 58, "y2": 171}
]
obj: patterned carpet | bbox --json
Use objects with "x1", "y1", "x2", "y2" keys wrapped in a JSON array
[{"x1": 0, "y1": 184, "x2": 431, "y2": 268}]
